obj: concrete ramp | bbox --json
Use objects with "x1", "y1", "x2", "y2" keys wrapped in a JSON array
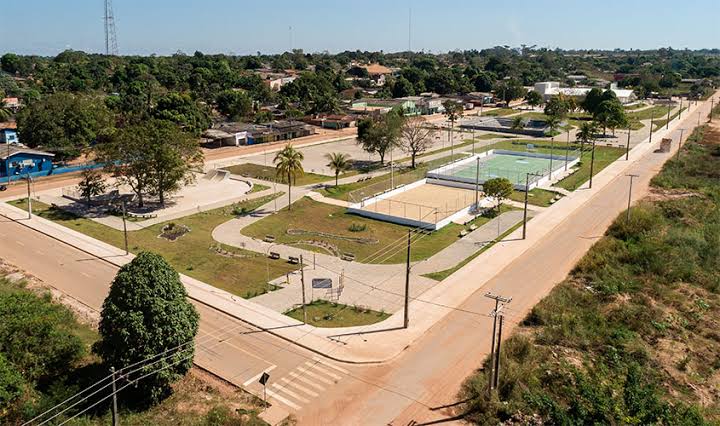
[
  {"x1": 203, "y1": 170, "x2": 218, "y2": 181},
  {"x1": 212, "y1": 170, "x2": 230, "y2": 182}
]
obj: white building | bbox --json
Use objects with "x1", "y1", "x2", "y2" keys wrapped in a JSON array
[{"x1": 533, "y1": 82, "x2": 637, "y2": 104}]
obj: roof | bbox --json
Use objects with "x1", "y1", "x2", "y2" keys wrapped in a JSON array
[
  {"x1": 0, "y1": 122, "x2": 18, "y2": 130},
  {"x1": 1, "y1": 146, "x2": 55, "y2": 160},
  {"x1": 2, "y1": 97, "x2": 19, "y2": 106},
  {"x1": 361, "y1": 64, "x2": 393, "y2": 75}
]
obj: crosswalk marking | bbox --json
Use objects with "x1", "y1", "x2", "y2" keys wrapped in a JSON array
[
  {"x1": 280, "y1": 377, "x2": 319, "y2": 397},
  {"x1": 242, "y1": 365, "x2": 276, "y2": 386},
  {"x1": 287, "y1": 371, "x2": 326, "y2": 391},
  {"x1": 304, "y1": 361, "x2": 342, "y2": 380},
  {"x1": 295, "y1": 365, "x2": 334, "y2": 384},
  {"x1": 272, "y1": 383, "x2": 310, "y2": 404},
  {"x1": 264, "y1": 388, "x2": 301, "y2": 410},
  {"x1": 312, "y1": 356, "x2": 350, "y2": 374}
]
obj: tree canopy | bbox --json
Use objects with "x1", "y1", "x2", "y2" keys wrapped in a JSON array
[{"x1": 94, "y1": 252, "x2": 199, "y2": 405}]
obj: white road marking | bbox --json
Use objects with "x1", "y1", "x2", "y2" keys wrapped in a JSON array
[
  {"x1": 35, "y1": 250, "x2": 45, "y2": 256},
  {"x1": 264, "y1": 388, "x2": 301, "y2": 410},
  {"x1": 287, "y1": 371, "x2": 326, "y2": 391},
  {"x1": 271, "y1": 383, "x2": 310, "y2": 403},
  {"x1": 305, "y1": 361, "x2": 341, "y2": 380},
  {"x1": 15, "y1": 240, "x2": 24, "y2": 246},
  {"x1": 295, "y1": 365, "x2": 334, "y2": 384},
  {"x1": 242, "y1": 365, "x2": 276, "y2": 387},
  {"x1": 312, "y1": 356, "x2": 349, "y2": 374},
  {"x1": 80, "y1": 272, "x2": 91, "y2": 278},
  {"x1": 280, "y1": 377, "x2": 319, "y2": 397}
]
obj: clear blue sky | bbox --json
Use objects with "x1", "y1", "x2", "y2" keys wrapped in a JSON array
[{"x1": 1, "y1": 0, "x2": 719, "y2": 56}]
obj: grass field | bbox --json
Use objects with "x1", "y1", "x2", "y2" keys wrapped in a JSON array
[
  {"x1": 242, "y1": 197, "x2": 504, "y2": 264},
  {"x1": 508, "y1": 188, "x2": 561, "y2": 207},
  {"x1": 482, "y1": 108, "x2": 516, "y2": 117},
  {"x1": 223, "y1": 163, "x2": 346, "y2": 186},
  {"x1": 653, "y1": 107, "x2": 687, "y2": 130},
  {"x1": 10, "y1": 194, "x2": 297, "y2": 298},
  {"x1": 284, "y1": 300, "x2": 390, "y2": 327}
]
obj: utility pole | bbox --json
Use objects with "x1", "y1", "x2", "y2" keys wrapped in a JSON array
[
  {"x1": 564, "y1": 130, "x2": 570, "y2": 171},
  {"x1": 484, "y1": 292, "x2": 511, "y2": 392},
  {"x1": 472, "y1": 128, "x2": 476, "y2": 155},
  {"x1": 649, "y1": 117, "x2": 654, "y2": 143},
  {"x1": 626, "y1": 174, "x2": 639, "y2": 223},
  {"x1": 710, "y1": 97, "x2": 714, "y2": 122},
  {"x1": 522, "y1": 172, "x2": 541, "y2": 240},
  {"x1": 5, "y1": 142, "x2": 10, "y2": 186},
  {"x1": 25, "y1": 174, "x2": 32, "y2": 219},
  {"x1": 549, "y1": 136, "x2": 554, "y2": 180},
  {"x1": 121, "y1": 199, "x2": 129, "y2": 255},
  {"x1": 403, "y1": 230, "x2": 411, "y2": 329},
  {"x1": 625, "y1": 126, "x2": 631, "y2": 160},
  {"x1": 300, "y1": 254, "x2": 307, "y2": 324},
  {"x1": 588, "y1": 140, "x2": 597, "y2": 189},
  {"x1": 665, "y1": 102, "x2": 671, "y2": 129},
  {"x1": 677, "y1": 128, "x2": 685, "y2": 161},
  {"x1": 493, "y1": 315, "x2": 504, "y2": 389},
  {"x1": 110, "y1": 366, "x2": 119, "y2": 426},
  {"x1": 697, "y1": 111, "x2": 701, "y2": 128},
  {"x1": 474, "y1": 157, "x2": 480, "y2": 210}
]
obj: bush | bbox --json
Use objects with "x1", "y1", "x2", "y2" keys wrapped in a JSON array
[{"x1": 348, "y1": 222, "x2": 367, "y2": 232}]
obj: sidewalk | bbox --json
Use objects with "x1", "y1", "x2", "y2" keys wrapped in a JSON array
[{"x1": 0, "y1": 96, "x2": 709, "y2": 364}]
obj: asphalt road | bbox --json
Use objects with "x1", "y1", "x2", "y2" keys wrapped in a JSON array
[{"x1": 1, "y1": 95, "x2": 715, "y2": 425}]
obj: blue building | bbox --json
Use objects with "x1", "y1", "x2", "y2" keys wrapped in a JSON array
[
  {"x1": 0, "y1": 129, "x2": 19, "y2": 145},
  {"x1": 0, "y1": 146, "x2": 55, "y2": 179}
]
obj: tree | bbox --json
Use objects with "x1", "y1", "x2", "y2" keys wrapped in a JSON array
[
  {"x1": 0, "y1": 99, "x2": 11, "y2": 122},
  {"x1": 544, "y1": 95, "x2": 571, "y2": 120},
  {"x1": 400, "y1": 116, "x2": 435, "y2": 168},
  {"x1": 16, "y1": 93, "x2": 113, "y2": 160},
  {"x1": 524, "y1": 90, "x2": 543, "y2": 109},
  {"x1": 442, "y1": 100, "x2": 463, "y2": 151},
  {"x1": 274, "y1": 145, "x2": 304, "y2": 210},
  {"x1": 77, "y1": 168, "x2": 106, "y2": 204},
  {"x1": 544, "y1": 114, "x2": 562, "y2": 136},
  {"x1": 94, "y1": 252, "x2": 199, "y2": 405},
  {"x1": 216, "y1": 90, "x2": 253, "y2": 120},
  {"x1": 594, "y1": 99, "x2": 627, "y2": 136},
  {"x1": 98, "y1": 119, "x2": 203, "y2": 207},
  {"x1": 494, "y1": 79, "x2": 527, "y2": 103},
  {"x1": 511, "y1": 116, "x2": 527, "y2": 131},
  {"x1": 325, "y1": 152, "x2": 351, "y2": 186},
  {"x1": 357, "y1": 110, "x2": 404, "y2": 164},
  {"x1": 581, "y1": 88, "x2": 605, "y2": 114},
  {"x1": 577, "y1": 121, "x2": 598, "y2": 158},
  {"x1": 153, "y1": 92, "x2": 211, "y2": 136},
  {"x1": 0, "y1": 353, "x2": 24, "y2": 413},
  {"x1": 483, "y1": 177, "x2": 513, "y2": 211}
]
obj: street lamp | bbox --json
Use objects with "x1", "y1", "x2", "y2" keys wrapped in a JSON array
[
  {"x1": 588, "y1": 139, "x2": 597, "y2": 189},
  {"x1": 625, "y1": 125, "x2": 632, "y2": 161},
  {"x1": 522, "y1": 172, "x2": 543, "y2": 240}
]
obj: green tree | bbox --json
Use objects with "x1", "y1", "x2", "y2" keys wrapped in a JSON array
[
  {"x1": 153, "y1": 92, "x2": 211, "y2": 136},
  {"x1": 391, "y1": 77, "x2": 415, "y2": 98},
  {"x1": 0, "y1": 353, "x2": 24, "y2": 414},
  {"x1": 357, "y1": 110, "x2": 404, "y2": 165},
  {"x1": 216, "y1": 90, "x2": 253, "y2": 120},
  {"x1": 16, "y1": 93, "x2": 113, "y2": 160},
  {"x1": 94, "y1": 252, "x2": 199, "y2": 405},
  {"x1": 511, "y1": 116, "x2": 527, "y2": 131},
  {"x1": 524, "y1": 90, "x2": 543, "y2": 109},
  {"x1": 594, "y1": 99, "x2": 626, "y2": 136},
  {"x1": 77, "y1": 168, "x2": 106, "y2": 204},
  {"x1": 544, "y1": 94, "x2": 571, "y2": 120},
  {"x1": 0, "y1": 99, "x2": 11, "y2": 122},
  {"x1": 325, "y1": 152, "x2": 352, "y2": 186},
  {"x1": 483, "y1": 177, "x2": 514, "y2": 211},
  {"x1": 274, "y1": 145, "x2": 304, "y2": 210},
  {"x1": 98, "y1": 119, "x2": 203, "y2": 207},
  {"x1": 544, "y1": 114, "x2": 562, "y2": 136}
]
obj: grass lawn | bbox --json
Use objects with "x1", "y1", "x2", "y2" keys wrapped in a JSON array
[
  {"x1": 248, "y1": 183, "x2": 270, "y2": 194},
  {"x1": 653, "y1": 107, "x2": 687, "y2": 130},
  {"x1": 422, "y1": 220, "x2": 524, "y2": 281},
  {"x1": 223, "y1": 162, "x2": 345, "y2": 186},
  {"x1": 628, "y1": 105, "x2": 673, "y2": 121},
  {"x1": 482, "y1": 108, "x2": 516, "y2": 116},
  {"x1": 508, "y1": 188, "x2": 561, "y2": 207},
  {"x1": 284, "y1": 299, "x2": 390, "y2": 328},
  {"x1": 624, "y1": 102, "x2": 647, "y2": 110},
  {"x1": 242, "y1": 197, "x2": 506, "y2": 264},
  {"x1": 10, "y1": 194, "x2": 297, "y2": 299}
]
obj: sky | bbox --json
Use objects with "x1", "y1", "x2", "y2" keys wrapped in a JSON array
[{"x1": 1, "y1": 0, "x2": 719, "y2": 56}]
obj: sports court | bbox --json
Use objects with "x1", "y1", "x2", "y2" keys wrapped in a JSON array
[{"x1": 428, "y1": 149, "x2": 580, "y2": 188}]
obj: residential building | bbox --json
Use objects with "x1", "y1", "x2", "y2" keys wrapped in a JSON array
[
  {"x1": 1, "y1": 146, "x2": 55, "y2": 178},
  {"x1": 460, "y1": 117, "x2": 550, "y2": 137},
  {"x1": 202, "y1": 120, "x2": 314, "y2": 146},
  {"x1": 0, "y1": 122, "x2": 19, "y2": 144},
  {"x1": 304, "y1": 114, "x2": 356, "y2": 130},
  {"x1": 351, "y1": 98, "x2": 420, "y2": 116},
  {"x1": 2, "y1": 97, "x2": 20, "y2": 111}
]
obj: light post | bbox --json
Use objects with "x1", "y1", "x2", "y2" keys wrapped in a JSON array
[
  {"x1": 625, "y1": 126, "x2": 631, "y2": 161},
  {"x1": 626, "y1": 174, "x2": 639, "y2": 223},
  {"x1": 588, "y1": 139, "x2": 597, "y2": 189},
  {"x1": 549, "y1": 136, "x2": 554, "y2": 180},
  {"x1": 649, "y1": 117, "x2": 654, "y2": 143},
  {"x1": 522, "y1": 172, "x2": 542, "y2": 240},
  {"x1": 697, "y1": 111, "x2": 701, "y2": 128},
  {"x1": 665, "y1": 102, "x2": 671, "y2": 130},
  {"x1": 564, "y1": 130, "x2": 570, "y2": 171},
  {"x1": 24, "y1": 172, "x2": 32, "y2": 219},
  {"x1": 677, "y1": 128, "x2": 685, "y2": 161},
  {"x1": 678, "y1": 97, "x2": 683, "y2": 118}
]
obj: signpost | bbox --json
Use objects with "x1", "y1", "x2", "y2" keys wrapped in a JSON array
[{"x1": 259, "y1": 372, "x2": 270, "y2": 409}]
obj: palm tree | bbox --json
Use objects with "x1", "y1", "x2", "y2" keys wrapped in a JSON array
[
  {"x1": 325, "y1": 152, "x2": 351, "y2": 187},
  {"x1": 442, "y1": 100, "x2": 463, "y2": 157},
  {"x1": 274, "y1": 145, "x2": 304, "y2": 211},
  {"x1": 511, "y1": 116, "x2": 526, "y2": 131},
  {"x1": 544, "y1": 115, "x2": 562, "y2": 136},
  {"x1": 577, "y1": 121, "x2": 598, "y2": 160},
  {"x1": 0, "y1": 100, "x2": 11, "y2": 122}
]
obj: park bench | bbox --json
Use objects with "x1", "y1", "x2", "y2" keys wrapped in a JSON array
[
  {"x1": 459, "y1": 230, "x2": 469, "y2": 237},
  {"x1": 288, "y1": 256, "x2": 300, "y2": 265},
  {"x1": 264, "y1": 235, "x2": 275, "y2": 243},
  {"x1": 341, "y1": 253, "x2": 355, "y2": 262},
  {"x1": 269, "y1": 252, "x2": 280, "y2": 260}
]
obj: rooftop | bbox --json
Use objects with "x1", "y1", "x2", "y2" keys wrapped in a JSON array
[{"x1": 1, "y1": 145, "x2": 55, "y2": 160}]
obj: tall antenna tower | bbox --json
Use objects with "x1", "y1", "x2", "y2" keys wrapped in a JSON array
[
  {"x1": 104, "y1": 0, "x2": 118, "y2": 55},
  {"x1": 408, "y1": 7, "x2": 412, "y2": 52}
]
